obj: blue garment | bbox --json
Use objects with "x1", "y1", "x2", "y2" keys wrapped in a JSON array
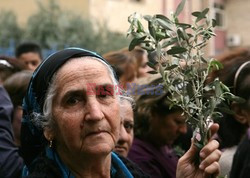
[
  {"x1": 0, "y1": 86, "x2": 24, "y2": 178},
  {"x1": 22, "y1": 147, "x2": 133, "y2": 178}
]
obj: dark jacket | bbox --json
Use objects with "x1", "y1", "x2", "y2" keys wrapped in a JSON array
[
  {"x1": 230, "y1": 129, "x2": 250, "y2": 178},
  {"x1": 0, "y1": 86, "x2": 24, "y2": 178},
  {"x1": 128, "y1": 138, "x2": 178, "y2": 178}
]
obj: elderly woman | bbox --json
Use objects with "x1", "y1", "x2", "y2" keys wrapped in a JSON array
[
  {"x1": 114, "y1": 97, "x2": 134, "y2": 157},
  {"x1": 20, "y1": 48, "x2": 220, "y2": 178}
]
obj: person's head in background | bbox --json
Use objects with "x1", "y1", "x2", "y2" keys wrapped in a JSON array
[
  {"x1": 133, "y1": 75, "x2": 187, "y2": 147},
  {"x1": 121, "y1": 46, "x2": 151, "y2": 78},
  {"x1": 0, "y1": 56, "x2": 26, "y2": 84},
  {"x1": 15, "y1": 42, "x2": 42, "y2": 71},
  {"x1": 3, "y1": 70, "x2": 33, "y2": 146},
  {"x1": 209, "y1": 47, "x2": 250, "y2": 149},
  {"x1": 103, "y1": 50, "x2": 137, "y2": 89},
  {"x1": 114, "y1": 96, "x2": 134, "y2": 157}
]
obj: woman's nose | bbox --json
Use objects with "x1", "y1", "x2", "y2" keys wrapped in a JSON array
[
  {"x1": 179, "y1": 124, "x2": 187, "y2": 134},
  {"x1": 119, "y1": 125, "x2": 129, "y2": 142},
  {"x1": 85, "y1": 98, "x2": 104, "y2": 121}
]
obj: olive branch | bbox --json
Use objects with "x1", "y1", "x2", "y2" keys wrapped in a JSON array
[{"x1": 127, "y1": 0, "x2": 242, "y2": 151}]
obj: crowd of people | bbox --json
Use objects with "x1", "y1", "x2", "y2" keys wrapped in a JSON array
[{"x1": 0, "y1": 41, "x2": 249, "y2": 178}]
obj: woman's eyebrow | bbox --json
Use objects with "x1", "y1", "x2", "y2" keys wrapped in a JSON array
[{"x1": 62, "y1": 90, "x2": 84, "y2": 99}]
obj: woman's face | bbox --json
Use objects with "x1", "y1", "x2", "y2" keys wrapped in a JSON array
[
  {"x1": 137, "y1": 53, "x2": 151, "y2": 78},
  {"x1": 50, "y1": 58, "x2": 120, "y2": 158},
  {"x1": 114, "y1": 101, "x2": 134, "y2": 157},
  {"x1": 150, "y1": 111, "x2": 187, "y2": 146}
]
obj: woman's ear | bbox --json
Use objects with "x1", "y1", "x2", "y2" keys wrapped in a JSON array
[
  {"x1": 43, "y1": 128, "x2": 54, "y2": 141},
  {"x1": 231, "y1": 102, "x2": 249, "y2": 125}
]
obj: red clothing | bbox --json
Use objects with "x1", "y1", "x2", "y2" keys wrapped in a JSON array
[{"x1": 128, "y1": 138, "x2": 178, "y2": 178}]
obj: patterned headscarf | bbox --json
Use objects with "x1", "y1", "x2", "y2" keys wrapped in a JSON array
[{"x1": 20, "y1": 47, "x2": 109, "y2": 167}]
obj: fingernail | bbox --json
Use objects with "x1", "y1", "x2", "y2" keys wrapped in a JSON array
[
  {"x1": 199, "y1": 164, "x2": 204, "y2": 170},
  {"x1": 200, "y1": 152, "x2": 205, "y2": 158}
]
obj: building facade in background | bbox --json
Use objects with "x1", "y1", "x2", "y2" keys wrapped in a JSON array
[{"x1": 0, "y1": 0, "x2": 248, "y2": 56}]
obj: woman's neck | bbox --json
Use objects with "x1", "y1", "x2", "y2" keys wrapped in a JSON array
[{"x1": 58, "y1": 149, "x2": 112, "y2": 178}]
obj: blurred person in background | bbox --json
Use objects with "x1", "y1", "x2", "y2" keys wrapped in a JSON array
[
  {"x1": 0, "y1": 56, "x2": 26, "y2": 84},
  {"x1": 208, "y1": 48, "x2": 250, "y2": 177},
  {"x1": 103, "y1": 50, "x2": 137, "y2": 89},
  {"x1": 15, "y1": 42, "x2": 42, "y2": 71},
  {"x1": 128, "y1": 75, "x2": 221, "y2": 178},
  {"x1": 0, "y1": 55, "x2": 25, "y2": 177},
  {"x1": 121, "y1": 47, "x2": 151, "y2": 79},
  {"x1": 3, "y1": 70, "x2": 33, "y2": 146}
]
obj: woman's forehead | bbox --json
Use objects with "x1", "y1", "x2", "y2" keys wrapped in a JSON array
[
  {"x1": 54, "y1": 58, "x2": 115, "y2": 92},
  {"x1": 58, "y1": 57, "x2": 110, "y2": 76}
]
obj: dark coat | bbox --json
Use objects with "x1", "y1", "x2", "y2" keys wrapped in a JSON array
[
  {"x1": 0, "y1": 86, "x2": 24, "y2": 178},
  {"x1": 230, "y1": 130, "x2": 250, "y2": 178}
]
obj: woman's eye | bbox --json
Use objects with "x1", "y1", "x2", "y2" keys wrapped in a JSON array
[
  {"x1": 124, "y1": 122, "x2": 134, "y2": 132},
  {"x1": 97, "y1": 89, "x2": 113, "y2": 99},
  {"x1": 67, "y1": 97, "x2": 81, "y2": 105}
]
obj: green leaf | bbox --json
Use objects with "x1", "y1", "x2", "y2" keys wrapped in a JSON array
[
  {"x1": 165, "y1": 64, "x2": 178, "y2": 70},
  {"x1": 156, "y1": 31, "x2": 166, "y2": 40},
  {"x1": 209, "y1": 60, "x2": 224, "y2": 71},
  {"x1": 159, "y1": 63, "x2": 165, "y2": 76},
  {"x1": 156, "y1": 18, "x2": 173, "y2": 31},
  {"x1": 219, "y1": 106, "x2": 235, "y2": 115},
  {"x1": 202, "y1": 8, "x2": 209, "y2": 16},
  {"x1": 176, "y1": 23, "x2": 191, "y2": 29},
  {"x1": 148, "y1": 21, "x2": 156, "y2": 39},
  {"x1": 146, "y1": 61, "x2": 156, "y2": 69},
  {"x1": 162, "y1": 37, "x2": 178, "y2": 48},
  {"x1": 192, "y1": 11, "x2": 201, "y2": 17},
  {"x1": 147, "y1": 70, "x2": 158, "y2": 74},
  {"x1": 201, "y1": 56, "x2": 208, "y2": 63},
  {"x1": 229, "y1": 95, "x2": 246, "y2": 103},
  {"x1": 186, "y1": 83, "x2": 194, "y2": 98},
  {"x1": 220, "y1": 83, "x2": 230, "y2": 92},
  {"x1": 143, "y1": 15, "x2": 152, "y2": 22},
  {"x1": 175, "y1": 0, "x2": 187, "y2": 16},
  {"x1": 167, "y1": 46, "x2": 187, "y2": 55},
  {"x1": 212, "y1": 19, "x2": 217, "y2": 27},
  {"x1": 214, "y1": 80, "x2": 223, "y2": 97},
  {"x1": 128, "y1": 36, "x2": 146, "y2": 51},
  {"x1": 196, "y1": 8, "x2": 210, "y2": 23},
  {"x1": 137, "y1": 20, "x2": 145, "y2": 33},
  {"x1": 156, "y1": 43, "x2": 161, "y2": 59},
  {"x1": 155, "y1": 14, "x2": 172, "y2": 23}
]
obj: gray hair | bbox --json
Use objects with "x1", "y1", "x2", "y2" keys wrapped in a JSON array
[{"x1": 32, "y1": 56, "x2": 130, "y2": 130}]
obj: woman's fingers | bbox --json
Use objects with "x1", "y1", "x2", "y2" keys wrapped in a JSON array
[
  {"x1": 204, "y1": 162, "x2": 220, "y2": 176},
  {"x1": 199, "y1": 148, "x2": 221, "y2": 170},
  {"x1": 199, "y1": 140, "x2": 219, "y2": 159}
]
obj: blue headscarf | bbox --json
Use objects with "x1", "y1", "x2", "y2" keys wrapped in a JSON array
[{"x1": 20, "y1": 47, "x2": 109, "y2": 167}]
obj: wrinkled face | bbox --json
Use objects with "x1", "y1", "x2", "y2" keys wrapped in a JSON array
[
  {"x1": 137, "y1": 53, "x2": 150, "y2": 78},
  {"x1": 50, "y1": 58, "x2": 120, "y2": 157},
  {"x1": 19, "y1": 52, "x2": 41, "y2": 71},
  {"x1": 151, "y1": 111, "x2": 187, "y2": 146},
  {"x1": 114, "y1": 101, "x2": 134, "y2": 157}
]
